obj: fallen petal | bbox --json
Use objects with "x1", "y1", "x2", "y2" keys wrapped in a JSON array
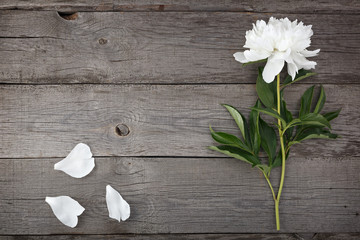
[
  {"x1": 54, "y1": 143, "x2": 95, "y2": 178},
  {"x1": 45, "y1": 196, "x2": 85, "y2": 228},
  {"x1": 106, "y1": 185, "x2": 130, "y2": 222}
]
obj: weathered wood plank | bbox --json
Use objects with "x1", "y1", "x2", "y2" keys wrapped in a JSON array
[
  {"x1": 2, "y1": 234, "x2": 360, "y2": 240},
  {"x1": 1, "y1": 233, "x2": 359, "y2": 240},
  {"x1": 0, "y1": 84, "x2": 357, "y2": 158},
  {"x1": 0, "y1": 233, "x2": 305, "y2": 240},
  {"x1": 0, "y1": 0, "x2": 359, "y2": 13},
  {"x1": 0, "y1": 1, "x2": 113, "y2": 11},
  {"x1": 0, "y1": 11, "x2": 358, "y2": 84},
  {"x1": 312, "y1": 233, "x2": 360, "y2": 240},
  {"x1": 0, "y1": 156, "x2": 359, "y2": 234}
]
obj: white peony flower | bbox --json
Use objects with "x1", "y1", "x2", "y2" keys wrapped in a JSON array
[
  {"x1": 233, "y1": 17, "x2": 320, "y2": 83},
  {"x1": 45, "y1": 196, "x2": 85, "y2": 228},
  {"x1": 106, "y1": 185, "x2": 130, "y2": 222},
  {"x1": 54, "y1": 143, "x2": 95, "y2": 178}
]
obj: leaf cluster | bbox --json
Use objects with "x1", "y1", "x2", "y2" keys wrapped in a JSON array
[{"x1": 209, "y1": 67, "x2": 340, "y2": 176}]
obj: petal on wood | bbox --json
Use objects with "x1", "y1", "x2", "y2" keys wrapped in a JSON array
[
  {"x1": 54, "y1": 143, "x2": 95, "y2": 178},
  {"x1": 106, "y1": 185, "x2": 130, "y2": 222},
  {"x1": 45, "y1": 196, "x2": 85, "y2": 228}
]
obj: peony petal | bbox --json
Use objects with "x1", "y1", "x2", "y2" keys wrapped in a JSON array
[
  {"x1": 285, "y1": 54, "x2": 298, "y2": 80},
  {"x1": 106, "y1": 185, "x2": 130, "y2": 222},
  {"x1": 300, "y1": 49, "x2": 320, "y2": 58},
  {"x1": 243, "y1": 49, "x2": 270, "y2": 62},
  {"x1": 262, "y1": 58, "x2": 285, "y2": 83},
  {"x1": 54, "y1": 143, "x2": 95, "y2": 178},
  {"x1": 45, "y1": 196, "x2": 85, "y2": 228},
  {"x1": 272, "y1": 48, "x2": 291, "y2": 60},
  {"x1": 234, "y1": 16, "x2": 319, "y2": 76},
  {"x1": 292, "y1": 52, "x2": 317, "y2": 70},
  {"x1": 287, "y1": 62, "x2": 298, "y2": 80},
  {"x1": 292, "y1": 38, "x2": 311, "y2": 52},
  {"x1": 277, "y1": 39, "x2": 291, "y2": 52},
  {"x1": 233, "y1": 52, "x2": 248, "y2": 63}
]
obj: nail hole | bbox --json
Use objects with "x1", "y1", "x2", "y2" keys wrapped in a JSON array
[
  {"x1": 58, "y1": 12, "x2": 78, "y2": 20},
  {"x1": 159, "y1": 5, "x2": 165, "y2": 11},
  {"x1": 99, "y1": 38, "x2": 108, "y2": 45},
  {"x1": 115, "y1": 124, "x2": 130, "y2": 137}
]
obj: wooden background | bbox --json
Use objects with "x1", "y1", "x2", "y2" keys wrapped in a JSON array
[{"x1": 0, "y1": 1, "x2": 359, "y2": 239}]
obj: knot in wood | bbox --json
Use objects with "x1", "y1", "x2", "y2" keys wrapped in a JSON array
[
  {"x1": 98, "y1": 38, "x2": 108, "y2": 45},
  {"x1": 115, "y1": 124, "x2": 130, "y2": 136},
  {"x1": 58, "y1": 12, "x2": 78, "y2": 21}
]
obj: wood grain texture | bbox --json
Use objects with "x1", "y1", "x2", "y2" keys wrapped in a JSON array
[
  {"x1": 0, "y1": 233, "x2": 308, "y2": 240},
  {"x1": 0, "y1": 0, "x2": 359, "y2": 236},
  {"x1": 312, "y1": 233, "x2": 360, "y2": 240},
  {"x1": 0, "y1": 11, "x2": 358, "y2": 84},
  {"x1": 0, "y1": 84, "x2": 357, "y2": 159},
  {"x1": 0, "y1": 156, "x2": 359, "y2": 234},
  {"x1": 1, "y1": 234, "x2": 360, "y2": 240},
  {"x1": 1, "y1": 233, "x2": 359, "y2": 240},
  {"x1": 0, "y1": 0, "x2": 359, "y2": 13}
]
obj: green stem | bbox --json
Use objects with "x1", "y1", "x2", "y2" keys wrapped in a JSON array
[
  {"x1": 263, "y1": 172, "x2": 276, "y2": 201},
  {"x1": 275, "y1": 199, "x2": 280, "y2": 230},
  {"x1": 275, "y1": 73, "x2": 287, "y2": 231},
  {"x1": 262, "y1": 170, "x2": 279, "y2": 230}
]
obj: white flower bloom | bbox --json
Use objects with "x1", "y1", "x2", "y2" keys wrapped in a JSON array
[
  {"x1": 45, "y1": 196, "x2": 85, "y2": 228},
  {"x1": 54, "y1": 143, "x2": 95, "y2": 178},
  {"x1": 234, "y1": 17, "x2": 320, "y2": 83},
  {"x1": 106, "y1": 185, "x2": 130, "y2": 222}
]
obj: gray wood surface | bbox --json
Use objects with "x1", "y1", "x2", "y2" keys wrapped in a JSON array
[
  {"x1": 0, "y1": 11, "x2": 358, "y2": 84},
  {"x1": 0, "y1": 235, "x2": 303, "y2": 240},
  {"x1": 1, "y1": 156, "x2": 359, "y2": 234},
  {"x1": 0, "y1": 0, "x2": 359, "y2": 237},
  {"x1": 1, "y1": 0, "x2": 359, "y2": 13},
  {"x1": 2, "y1": 233, "x2": 359, "y2": 240},
  {"x1": 0, "y1": 84, "x2": 357, "y2": 158}
]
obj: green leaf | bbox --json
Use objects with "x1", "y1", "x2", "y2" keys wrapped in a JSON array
[
  {"x1": 249, "y1": 100, "x2": 261, "y2": 154},
  {"x1": 281, "y1": 97, "x2": 293, "y2": 123},
  {"x1": 282, "y1": 119, "x2": 302, "y2": 133},
  {"x1": 256, "y1": 67, "x2": 277, "y2": 109},
  {"x1": 251, "y1": 106, "x2": 287, "y2": 127},
  {"x1": 257, "y1": 164, "x2": 271, "y2": 176},
  {"x1": 259, "y1": 118, "x2": 277, "y2": 165},
  {"x1": 300, "y1": 113, "x2": 331, "y2": 129},
  {"x1": 286, "y1": 113, "x2": 331, "y2": 133},
  {"x1": 272, "y1": 149, "x2": 290, "y2": 168},
  {"x1": 282, "y1": 70, "x2": 317, "y2": 88},
  {"x1": 221, "y1": 104, "x2": 248, "y2": 141},
  {"x1": 289, "y1": 128, "x2": 338, "y2": 147},
  {"x1": 314, "y1": 85, "x2": 326, "y2": 113},
  {"x1": 299, "y1": 85, "x2": 315, "y2": 117},
  {"x1": 297, "y1": 128, "x2": 338, "y2": 142},
  {"x1": 209, "y1": 126, "x2": 253, "y2": 153},
  {"x1": 280, "y1": 94, "x2": 294, "y2": 141},
  {"x1": 323, "y1": 109, "x2": 341, "y2": 122},
  {"x1": 208, "y1": 145, "x2": 261, "y2": 166},
  {"x1": 272, "y1": 151, "x2": 282, "y2": 168},
  {"x1": 242, "y1": 58, "x2": 267, "y2": 66}
]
